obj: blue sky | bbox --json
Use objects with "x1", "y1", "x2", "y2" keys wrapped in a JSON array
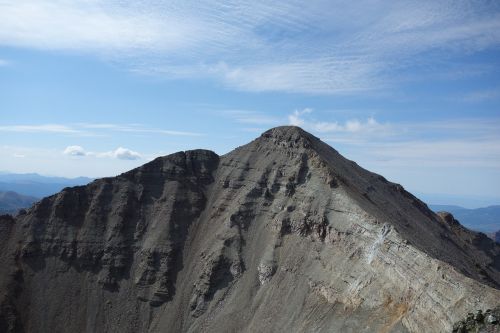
[{"x1": 1, "y1": 0, "x2": 500, "y2": 207}]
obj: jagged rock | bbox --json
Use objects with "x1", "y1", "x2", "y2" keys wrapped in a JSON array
[
  {"x1": 437, "y1": 211, "x2": 461, "y2": 226},
  {"x1": 0, "y1": 126, "x2": 499, "y2": 333},
  {"x1": 452, "y1": 306, "x2": 500, "y2": 332},
  {"x1": 476, "y1": 310, "x2": 485, "y2": 322},
  {"x1": 487, "y1": 313, "x2": 498, "y2": 325},
  {"x1": 257, "y1": 262, "x2": 276, "y2": 285}
]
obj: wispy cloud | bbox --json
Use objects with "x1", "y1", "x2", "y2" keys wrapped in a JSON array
[
  {"x1": 77, "y1": 123, "x2": 202, "y2": 136},
  {"x1": 285, "y1": 108, "x2": 500, "y2": 169},
  {"x1": 220, "y1": 110, "x2": 281, "y2": 125},
  {"x1": 0, "y1": 124, "x2": 82, "y2": 134},
  {"x1": 366, "y1": 139, "x2": 500, "y2": 168},
  {"x1": 0, "y1": 1, "x2": 200, "y2": 54},
  {"x1": 462, "y1": 87, "x2": 500, "y2": 102},
  {"x1": 0, "y1": 123, "x2": 202, "y2": 137},
  {"x1": 0, "y1": 58, "x2": 9, "y2": 66},
  {"x1": 1, "y1": 1, "x2": 498, "y2": 94},
  {"x1": 288, "y1": 108, "x2": 312, "y2": 127},
  {"x1": 208, "y1": 60, "x2": 384, "y2": 94}
]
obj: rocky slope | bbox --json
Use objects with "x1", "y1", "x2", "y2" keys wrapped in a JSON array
[{"x1": 0, "y1": 126, "x2": 499, "y2": 333}]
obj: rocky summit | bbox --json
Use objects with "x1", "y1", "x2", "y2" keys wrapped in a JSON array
[{"x1": 0, "y1": 126, "x2": 499, "y2": 333}]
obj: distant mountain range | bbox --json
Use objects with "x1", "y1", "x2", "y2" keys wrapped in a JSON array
[
  {"x1": 0, "y1": 172, "x2": 92, "y2": 198},
  {"x1": 0, "y1": 191, "x2": 38, "y2": 215},
  {"x1": 429, "y1": 204, "x2": 500, "y2": 234}
]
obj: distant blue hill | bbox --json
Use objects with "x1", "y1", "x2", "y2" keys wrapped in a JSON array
[
  {"x1": 0, "y1": 191, "x2": 39, "y2": 214},
  {"x1": 430, "y1": 204, "x2": 500, "y2": 234},
  {"x1": 0, "y1": 173, "x2": 93, "y2": 198}
]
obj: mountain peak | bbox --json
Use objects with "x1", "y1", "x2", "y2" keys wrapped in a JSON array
[
  {"x1": 262, "y1": 125, "x2": 307, "y2": 135},
  {"x1": 260, "y1": 125, "x2": 319, "y2": 144}
]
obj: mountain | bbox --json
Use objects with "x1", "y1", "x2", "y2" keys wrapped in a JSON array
[
  {"x1": 0, "y1": 173, "x2": 92, "y2": 198},
  {"x1": 0, "y1": 126, "x2": 498, "y2": 333},
  {"x1": 0, "y1": 191, "x2": 38, "y2": 215},
  {"x1": 417, "y1": 192, "x2": 500, "y2": 211},
  {"x1": 430, "y1": 204, "x2": 500, "y2": 233}
]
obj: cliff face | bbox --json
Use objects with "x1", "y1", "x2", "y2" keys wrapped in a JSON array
[{"x1": 0, "y1": 126, "x2": 499, "y2": 333}]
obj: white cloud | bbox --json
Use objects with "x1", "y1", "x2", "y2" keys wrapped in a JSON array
[
  {"x1": 97, "y1": 147, "x2": 141, "y2": 160},
  {"x1": 283, "y1": 108, "x2": 500, "y2": 171},
  {"x1": 63, "y1": 145, "x2": 87, "y2": 156},
  {"x1": 0, "y1": 145, "x2": 144, "y2": 178},
  {"x1": 110, "y1": 147, "x2": 141, "y2": 160},
  {"x1": 288, "y1": 108, "x2": 312, "y2": 126},
  {"x1": 288, "y1": 109, "x2": 389, "y2": 135},
  {"x1": 0, "y1": 59, "x2": 9, "y2": 66},
  {"x1": 0, "y1": 1, "x2": 200, "y2": 54},
  {"x1": 63, "y1": 145, "x2": 140, "y2": 160},
  {"x1": 0, "y1": 1, "x2": 498, "y2": 94}
]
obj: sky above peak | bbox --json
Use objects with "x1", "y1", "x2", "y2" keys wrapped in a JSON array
[{"x1": 1, "y1": 0, "x2": 500, "y2": 207}]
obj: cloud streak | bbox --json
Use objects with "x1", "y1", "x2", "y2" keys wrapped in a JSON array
[
  {"x1": 0, "y1": 123, "x2": 202, "y2": 137},
  {"x1": 462, "y1": 87, "x2": 500, "y2": 102},
  {"x1": 0, "y1": 124, "x2": 82, "y2": 134},
  {"x1": 78, "y1": 123, "x2": 202, "y2": 136},
  {"x1": 1, "y1": 1, "x2": 499, "y2": 94},
  {"x1": 221, "y1": 110, "x2": 281, "y2": 125},
  {"x1": 0, "y1": 1, "x2": 200, "y2": 54}
]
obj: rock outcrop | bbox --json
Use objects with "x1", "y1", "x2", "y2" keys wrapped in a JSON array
[
  {"x1": 0, "y1": 126, "x2": 499, "y2": 333},
  {"x1": 452, "y1": 306, "x2": 500, "y2": 332}
]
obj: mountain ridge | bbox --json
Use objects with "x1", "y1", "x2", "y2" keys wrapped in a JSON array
[{"x1": 0, "y1": 126, "x2": 498, "y2": 333}]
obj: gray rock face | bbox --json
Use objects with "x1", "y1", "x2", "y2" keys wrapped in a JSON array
[{"x1": 0, "y1": 126, "x2": 499, "y2": 333}]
